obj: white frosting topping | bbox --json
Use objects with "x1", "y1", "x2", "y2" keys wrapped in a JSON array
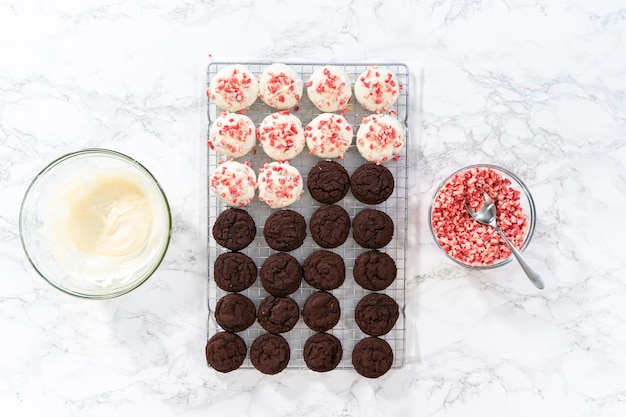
[
  {"x1": 210, "y1": 160, "x2": 257, "y2": 207},
  {"x1": 258, "y1": 63, "x2": 303, "y2": 110},
  {"x1": 208, "y1": 64, "x2": 259, "y2": 112},
  {"x1": 354, "y1": 65, "x2": 400, "y2": 112},
  {"x1": 306, "y1": 66, "x2": 352, "y2": 112},
  {"x1": 356, "y1": 114, "x2": 405, "y2": 164},
  {"x1": 208, "y1": 112, "x2": 256, "y2": 158},
  {"x1": 305, "y1": 113, "x2": 353, "y2": 159},
  {"x1": 45, "y1": 167, "x2": 170, "y2": 288},
  {"x1": 257, "y1": 161, "x2": 303, "y2": 209},
  {"x1": 257, "y1": 111, "x2": 306, "y2": 161}
]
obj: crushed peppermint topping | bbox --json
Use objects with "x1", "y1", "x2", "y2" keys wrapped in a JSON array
[
  {"x1": 215, "y1": 73, "x2": 252, "y2": 104},
  {"x1": 431, "y1": 167, "x2": 529, "y2": 266}
]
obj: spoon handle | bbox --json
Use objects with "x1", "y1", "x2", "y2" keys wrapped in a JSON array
[{"x1": 493, "y1": 224, "x2": 545, "y2": 290}]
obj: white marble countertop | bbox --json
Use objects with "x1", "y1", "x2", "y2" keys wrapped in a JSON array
[{"x1": 2, "y1": 1, "x2": 626, "y2": 416}]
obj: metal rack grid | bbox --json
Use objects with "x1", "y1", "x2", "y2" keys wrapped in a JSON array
[{"x1": 206, "y1": 61, "x2": 409, "y2": 371}]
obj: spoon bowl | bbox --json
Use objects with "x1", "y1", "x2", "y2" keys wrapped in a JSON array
[{"x1": 466, "y1": 191, "x2": 544, "y2": 290}]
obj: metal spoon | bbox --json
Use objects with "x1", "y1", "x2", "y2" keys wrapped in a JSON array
[{"x1": 465, "y1": 191, "x2": 544, "y2": 290}]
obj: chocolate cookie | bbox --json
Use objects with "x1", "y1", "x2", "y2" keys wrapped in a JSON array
[
  {"x1": 214, "y1": 293, "x2": 256, "y2": 333},
  {"x1": 250, "y1": 333, "x2": 290, "y2": 375},
  {"x1": 213, "y1": 252, "x2": 257, "y2": 292},
  {"x1": 351, "y1": 337, "x2": 393, "y2": 378},
  {"x1": 303, "y1": 333, "x2": 343, "y2": 372},
  {"x1": 212, "y1": 208, "x2": 256, "y2": 251},
  {"x1": 354, "y1": 293, "x2": 399, "y2": 337},
  {"x1": 257, "y1": 295, "x2": 300, "y2": 334},
  {"x1": 309, "y1": 204, "x2": 350, "y2": 248},
  {"x1": 307, "y1": 160, "x2": 350, "y2": 204},
  {"x1": 353, "y1": 250, "x2": 397, "y2": 291},
  {"x1": 302, "y1": 291, "x2": 341, "y2": 332},
  {"x1": 350, "y1": 163, "x2": 395, "y2": 205},
  {"x1": 352, "y1": 208, "x2": 394, "y2": 249},
  {"x1": 303, "y1": 250, "x2": 346, "y2": 290},
  {"x1": 260, "y1": 252, "x2": 302, "y2": 296},
  {"x1": 263, "y1": 209, "x2": 307, "y2": 251},
  {"x1": 205, "y1": 331, "x2": 247, "y2": 373}
]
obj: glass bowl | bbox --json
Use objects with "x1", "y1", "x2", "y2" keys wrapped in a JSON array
[
  {"x1": 20, "y1": 149, "x2": 172, "y2": 299},
  {"x1": 428, "y1": 164, "x2": 536, "y2": 269}
]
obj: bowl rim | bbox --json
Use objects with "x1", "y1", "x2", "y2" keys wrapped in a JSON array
[
  {"x1": 19, "y1": 148, "x2": 172, "y2": 299},
  {"x1": 427, "y1": 163, "x2": 536, "y2": 270}
]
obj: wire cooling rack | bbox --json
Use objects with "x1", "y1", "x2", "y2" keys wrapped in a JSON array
[{"x1": 207, "y1": 61, "x2": 409, "y2": 371}]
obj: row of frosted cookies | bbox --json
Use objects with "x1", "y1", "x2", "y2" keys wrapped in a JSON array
[
  {"x1": 208, "y1": 63, "x2": 401, "y2": 113},
  {"x1": 208, "y1": 110, "x2": 405, "y2": 163}
]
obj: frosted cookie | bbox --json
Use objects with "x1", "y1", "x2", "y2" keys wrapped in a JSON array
[
  {"x1": 258, "y1": 63, "x2": 303, "y2": 110},
  {"x1": 257, "y1": 161, "x2": 304, "y2": 208},
  {"x1": 208, "y1": 112, "x2": 256, "y2": 158},
  {"x1": 210, "y1": 160, "x2": 257, "y2": 207},
  {"x1": 306, "y1": 66, "x2": 352, "y2": 112},
  {"x1": 305, "y1": 113, "x2": 353, "y2": 159},
  {"x1": 208, "y1": 64, "x2": 259, "y2": 112},
  {"x1": 354, "y1": 65, "x2": 400, "y2": 112},
  {"x1": 356, "y1": 114, "x2": 405, "y2": 164},
  {"x1": 257, "y1": 111, "x2": 306, "y2": 161}
]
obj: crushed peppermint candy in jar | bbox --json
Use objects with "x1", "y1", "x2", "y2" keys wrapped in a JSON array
[{"x1": 430, "y1": 166, "x2": 530, "y2": 266}]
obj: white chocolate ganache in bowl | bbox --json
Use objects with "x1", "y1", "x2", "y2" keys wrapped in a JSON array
[{"x1": 20, "y1": 149, "x2": 171, "y2": 298}]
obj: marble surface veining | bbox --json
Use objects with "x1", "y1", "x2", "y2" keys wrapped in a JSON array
[{"x1": 1, "y1": 0, "x2": 626, "y2": 416}]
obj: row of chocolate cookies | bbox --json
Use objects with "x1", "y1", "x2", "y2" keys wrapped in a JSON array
[
  {"x1": 308, "y1": 160, "x2": 400, "y2": 377},
  {"x1": 314, "y1": 160, "x2": 400, "y2": 378},
  {"x1": 302, "y1": 250, "x2": 345, "y2": 372},
  {"x1": 307, "y1": 160, "x2": 395, "y2": 205},
  {"x1": 206, "y1": 205, "x2": 256, "y2": 372},
  {"x1": 350, "y1": 191, "x2": 398, "y2": 377},
  {"x1": 257, "y1": 251, "x2": 301, "y2": 374},
  {"x1": 261, "y1": 216, "x2": 344, "y2": 373}
]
